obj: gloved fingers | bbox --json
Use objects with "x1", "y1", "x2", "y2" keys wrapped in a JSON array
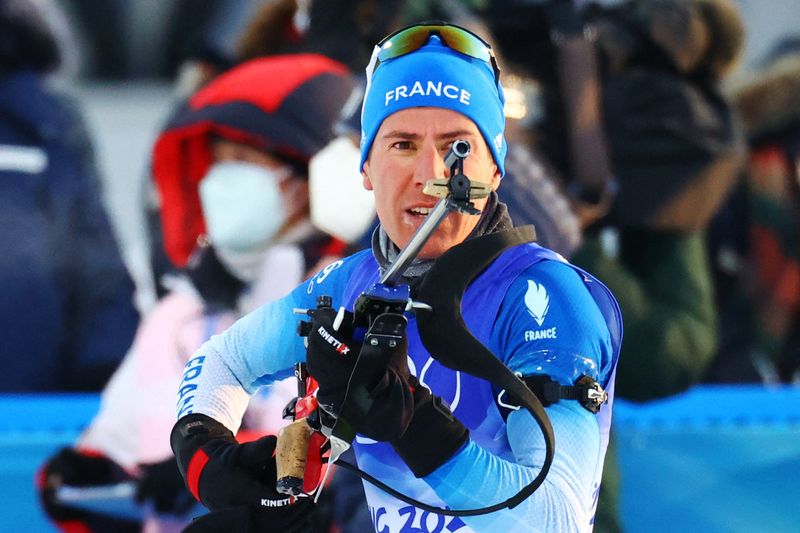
[
  {"x1": 311, "y1": 306, "x2": 356, "y2": 336},
  {"x1": 354, "y1": 327, "x2": 409, "y2": 390},
  {"x1": 198, "y1": 459, "x2": 293, "y2": 510},
  {"x1": 134, "y1": 458, "x2": 194, "y2": 515},
  {"x1": 183, "y1": 505, "x2": 251, "y2": 532},
  {"x1": 43, "y1": 447, "x2": 129, "y2": 487},
  {"x1": 359, "y1": 368, "x2": 415, "y2": 441},
  {"x1": 308, "y1": 320, "x2": 358, "y2": 355},
  {"x1": 184, "y1": 501, "x2": 313, "y2": 533},
  {"x1": 368, "y1": 367, "x2": 413, "y2": 400},
  {"x1": 306, "y1": 313, "x2": 360, "y2": 389},
  {"x1": 236, "y1": 435, "x2": 278, "y2": 470},
  {"x1": 249, "y1": 500, "x2": 314, "y2": 533}
]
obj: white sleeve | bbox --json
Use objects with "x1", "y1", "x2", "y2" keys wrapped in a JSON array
[
  {"x1": 177, "y1": 345, "x2": 252, "y2": 433},
  {"x1": 175, "y1": 292, "x2": 307, "y2": 433}
]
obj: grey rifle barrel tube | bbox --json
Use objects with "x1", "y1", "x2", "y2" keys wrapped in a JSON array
[
  {"x1": 380, "y1": 198, "x2": 451, "y2": 286},
  {"x1": 444, "y1": 139, "x2": 470, "y2": 168}
]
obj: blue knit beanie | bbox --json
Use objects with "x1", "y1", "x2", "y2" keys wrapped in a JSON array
[{"x1": 360, "y1": 35, "x2": 506, "y2": 175}]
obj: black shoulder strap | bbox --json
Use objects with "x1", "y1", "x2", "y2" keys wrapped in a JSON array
[
  {"x1": 497, "y1": 374, "x2": 608, "y2": 420},
  {"x1": 414, "y1": 225, "x2": 536, "y2": 377},
  {"x1": 413, "y1": 225, "x2": 558, "y2": 513}
]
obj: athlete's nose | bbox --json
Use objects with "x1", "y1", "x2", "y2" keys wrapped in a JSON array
[{"x1": 412, "y1": 140, "x2": 448, "y2": 188}]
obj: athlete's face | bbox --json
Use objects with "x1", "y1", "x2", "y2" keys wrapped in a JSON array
[{"x1": 362, "y1": 108, "x2": 501, "y2": 259}]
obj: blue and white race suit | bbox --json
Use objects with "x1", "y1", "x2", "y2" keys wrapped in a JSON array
[{"x1": 177, "y1": 242, "x2": 622, "y2": 532}]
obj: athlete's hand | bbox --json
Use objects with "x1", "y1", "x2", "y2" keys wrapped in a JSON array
[
  {"x1": 391, "y1": 375, "x2": 469, "y2": 477},
  {"x1": 37, "y1": 447, "x2": 140, "y2": 532},
  {"x1": 170, "y1": 414, "x2": 310, "y2": 527},
  {"x1": 304, "y1": 306, "x2": 361, "y2": 416},
  {"x1": 183, "y1": 503, "x2": 314, "y2": 533},
  {"x1": 305, "y1": 307, "x2": 414, "y2": 441},
  {"x1": 135, "y1": 457, "x2": 195, "y2": 515}
]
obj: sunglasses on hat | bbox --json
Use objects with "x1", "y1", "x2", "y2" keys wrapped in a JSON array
[{"x1": 366, "y1": 22, "x2": 501, "y2": 85}]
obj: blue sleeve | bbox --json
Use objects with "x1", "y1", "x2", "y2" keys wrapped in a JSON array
[
  {"x1": 426, "y1": 259, "x2": 613, "y2": 531},
  {"x1": 426, "y1": 404, "x2": 600, "y2": 532},
  {"x1": 203, "y1": 252, "x2": 370, "y2": 392},
  {"x1": 491, "y1": 260, "x2": 615, "y2": 386}
]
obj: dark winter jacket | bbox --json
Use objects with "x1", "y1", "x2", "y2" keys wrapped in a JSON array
[
  {"x1": 0, "y1": 70, "x2": 139, "y2": 391},
  {"x1": 707, "y1": 52, "x2": 800, "y2": 383},
  {"x1": 572, "y1": 229, "x2": 718, "y2": 401}
]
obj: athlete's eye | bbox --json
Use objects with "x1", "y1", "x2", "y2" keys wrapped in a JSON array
[{"x1": 391, "y1": 141, "x2": 413, "y2": 151}]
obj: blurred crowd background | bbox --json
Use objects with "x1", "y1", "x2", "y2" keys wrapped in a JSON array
[{"x1": 2, "y1": 0, "x2": 800, "y2": 531}]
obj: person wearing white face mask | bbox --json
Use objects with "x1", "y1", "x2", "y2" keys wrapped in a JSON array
[
  {"x1": 38, "y1": 53, "x2": 356, "y2": 533},
  {"x1": 198, "y1": 138, "x2": 309, "y2": 291}
]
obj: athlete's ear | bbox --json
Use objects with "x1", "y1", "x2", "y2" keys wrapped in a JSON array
[
  {"x1": 490, "y1": 162, "x2": 501, "y2": 191},
  {"x1": 362, "y1": 161, "x2": 374, "y2": 191}
]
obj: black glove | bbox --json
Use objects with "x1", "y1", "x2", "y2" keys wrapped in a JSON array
[
  {"x1": 183, "y1": 502, "x2": 319, "y2": 533},
  {"x1": 305, "y1": 307, "x2": 414, "y2": 441},
  {"x1": 304, "y1": 306, "x2": 362, "y2": 414},
  {"x1": 37, "y1": 447, "x2": 141, "y2": 533},
  {"x1": 391, "y1": 375, "x2": 470, "y2": 478},
  {"x1": 135, "y1": 457, "x2": 195, "y2": 515},
  {"x1": 170, "y1": 413, "x2": 311, "y2": 528}
]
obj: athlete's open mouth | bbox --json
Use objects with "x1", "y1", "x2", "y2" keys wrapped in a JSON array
[{"x1": 408, "y1": 206, "x2": 432, "y2": 217}]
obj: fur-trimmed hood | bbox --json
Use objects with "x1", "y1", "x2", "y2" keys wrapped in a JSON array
[
  {"x1": 731, "y1": 53, "x2": 800, "y2": 144},
  {"x1": 152, "y1": 54, "x2": 355, "y2": 268}
]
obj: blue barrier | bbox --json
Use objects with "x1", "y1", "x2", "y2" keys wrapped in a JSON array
[
  {"x1": 2, "y1": 387, "x2": 798, "y2": 532},
  {"x1": 614, "y1": 385, "x2": 800, "y2": 532},
  {"x1": 0, "y1": 394, "x2": 100, "y2": 532}
]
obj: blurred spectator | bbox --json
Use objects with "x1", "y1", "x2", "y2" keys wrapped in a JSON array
[
  {"x1": 143, "y1": 0, "x2": 314, "y2": 301},
  {"x1": 483, "y1": 1, "x2": 746, "y2": 531},
  {"x1": 57, "y1": 0, "x2": 254, "y2": 79},
  {"x1": 450, "y1": 0, "x2": 586, "y2": 256},
  {"x1": 486, "y1": 0, "x2": 746, "y2": 400},
  {"x1": 572, "y1": 0, "x2": 746, "y2": 402},
  {"x1": 145, "y1": 0, "x2": 408, "y2": 301},
  {"x1": 37, "y1": 54, "x2": 357, "y2": 532},
  {"x1": 706, "y1": 40, "x2": 800, "y2": 384},
  {"x1": 287, "y1": 0, "x2": 407, "y2": 71},
  {"x1": 501, "y1": 133, "x2": 584, "y2": 256},
  {"x1": 0, "y1": 0, "x2": 138, "y2": 391}
]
